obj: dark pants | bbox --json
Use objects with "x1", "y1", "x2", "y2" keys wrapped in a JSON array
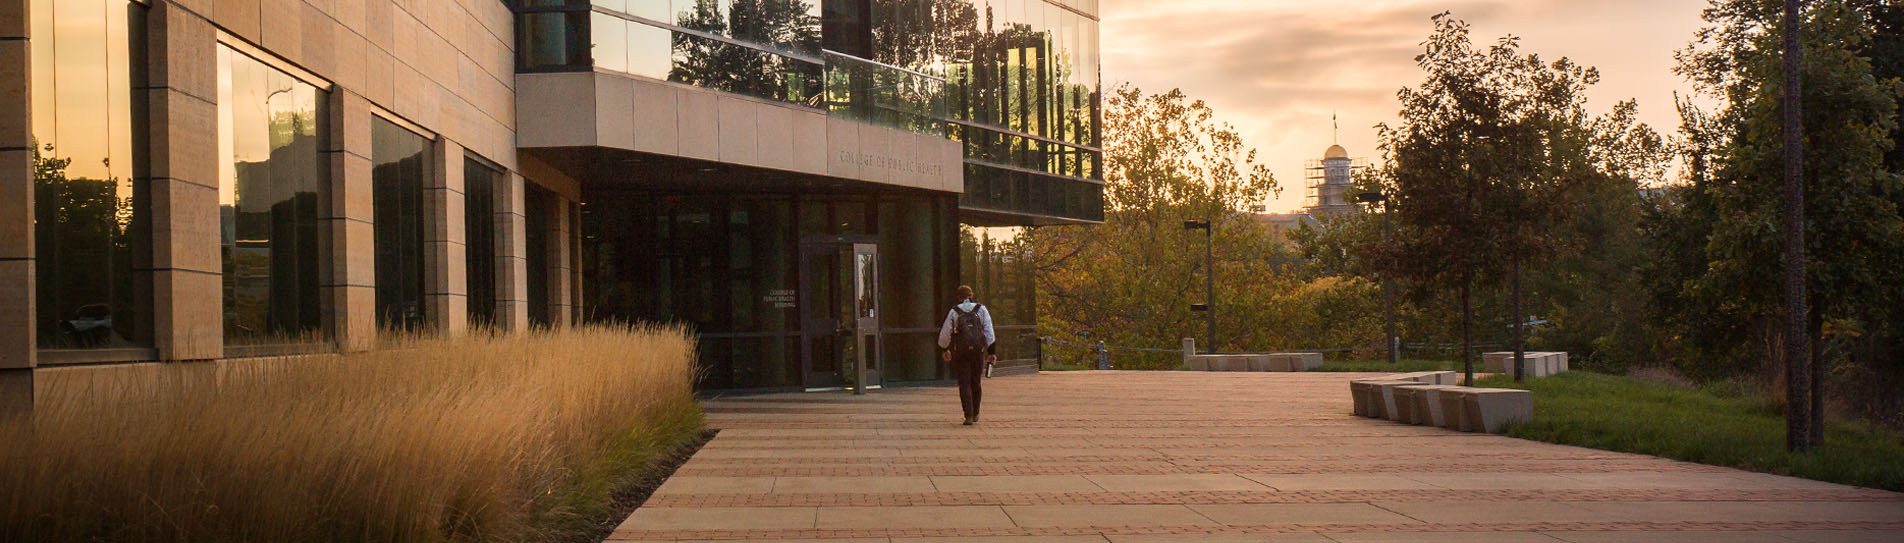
[{"x1": 954, "y1": 351, "x2": 984, "y2": 419}]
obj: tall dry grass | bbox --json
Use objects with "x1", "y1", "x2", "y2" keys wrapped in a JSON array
[{"x1": 0, "y1": 324, "x2": 701, "y2": 542}]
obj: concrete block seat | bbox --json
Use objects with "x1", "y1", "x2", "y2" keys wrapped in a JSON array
[
  {"x1": 1245, "y1": 355, "x2": 1279, "y2": 372},
  {"x1": 1270, "y1": 352, "x2": 1324, "y2": 371},
  {"x1": 1392, "y1": 384, "x2": 1458, "y2": 425},
  {"x1": 1458, "y1": 387, "x2": 1534, "y2": 433},
  {"x1": 1483, "y1": 351, "x2": 1570, "y2": 379},
  {"x1": 1384, "y1": 370, "x2": 1459, "y2": 386},
  {"x1": 1186, "y1": 353, "x2": 1310, "y2": 372},
  {"x1": 1352, "y1": 379, "x2": 1533, "y2": 434},
  {"x1": 1349, "y1": 379, "x2": 1420, "y2": 420},
  {"x1": 1214, "y1": 355, "x2": 1253, "y2": 372}
]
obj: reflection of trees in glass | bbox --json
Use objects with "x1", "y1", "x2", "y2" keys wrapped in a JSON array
[
  {"x1": 669, "y1": 0, "x2": 820, "y2": 103},
  {"x1": 226, "y1": 111, "x2": 322, "y2": 343},
  {"x1": 219, "y1": 47, "x2": 326, "y2": 347},
  {"x1": 33, "y1": 140, "x2": 140, "y2": 348},
  {"x1": 871, "y1": 0, "x2": 975, "y2": 75}
]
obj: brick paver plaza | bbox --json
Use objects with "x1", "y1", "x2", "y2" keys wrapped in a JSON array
[{"x1": 612, "y1": 371, "x2": 1904, "y2": 542}]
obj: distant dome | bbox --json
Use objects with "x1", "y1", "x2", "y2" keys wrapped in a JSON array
[{"x1": 1324, "y1": 144, "x2": 1350, "y2": 160}]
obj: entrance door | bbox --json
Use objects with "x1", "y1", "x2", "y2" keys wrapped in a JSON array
[{"x1": 799, "y1": 240, "x2": 882, "y2": 391}]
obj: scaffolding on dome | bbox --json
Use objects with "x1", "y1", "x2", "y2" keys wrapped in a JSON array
[{"x1": 1304, "y1": 156, "x2": 1370, "y2": 216}]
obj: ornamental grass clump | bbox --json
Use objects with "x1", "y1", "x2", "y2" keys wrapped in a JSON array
[{"x1": 0, "y1": 324, "x2": 700, "y2": 542}]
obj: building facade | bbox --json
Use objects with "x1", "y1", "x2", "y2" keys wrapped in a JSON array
[{"x1": 1, "y1": 0, "x2": 1102, "y2": 394}]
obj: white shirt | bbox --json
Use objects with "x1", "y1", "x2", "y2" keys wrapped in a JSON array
[{"x1": 936, "y1": 299, "x2": 996, "y2": 350}]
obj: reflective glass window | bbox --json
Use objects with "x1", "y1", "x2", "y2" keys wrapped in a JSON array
[
  {"x1": 31, "y1": 0, "x2": 149, "y2": 351},
  {"x1": 627, "y1": 20, "x2": 674, "y2": 79},
  {"x1": 525, "y1": 184, "x2": 555, "y2": 326},
  {"x1": 465, "y1": 157, "x2": 503, "y2": 327},
  {"x1": 593, "y1": 12, "x2": 628, "y2": 72},
  {"x1": 516, "y1": 10, "x2": 590, "y2": 70},
  {"x1": 626, "y1": 0, "x2": 670, "y2": 21},
  {"x1": 217, "y1": 45, "x2": 328, "y2": 346},
  {"x1": 371, "y1": 118, "x2": 430, "y2": 331}
]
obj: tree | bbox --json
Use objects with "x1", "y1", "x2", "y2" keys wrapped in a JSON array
[
  {"x1": 1031, "y1": 84, "x2": 1298, "y2": 368},
  {"x1": 1677, "y1": 0, "x2": 1904, "y2": 448},
  {"x1": 1365, "y1": 13, "x2": 1604, "y2": 384}
]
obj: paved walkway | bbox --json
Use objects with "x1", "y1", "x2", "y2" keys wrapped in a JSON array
[{"x1": 612, "y1": 371, "x2": 1904, "y2": 542}]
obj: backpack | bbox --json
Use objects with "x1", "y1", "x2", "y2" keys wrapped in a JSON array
[{"x1": 951, "y1": 304, "x2": 988, "y2": 355}]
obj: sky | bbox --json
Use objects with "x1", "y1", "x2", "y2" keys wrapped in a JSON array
[{"x1": 1101, "y1": 0, "x2": 1712, "y2": 213}]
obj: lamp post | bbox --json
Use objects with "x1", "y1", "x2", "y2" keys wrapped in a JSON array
[
  {"x1": 1184, "y1": 219, "x2": 1215, "y2": 354},
  {"x1": 1356, "y1": 191, "x2": 1398, "y2": 365}
]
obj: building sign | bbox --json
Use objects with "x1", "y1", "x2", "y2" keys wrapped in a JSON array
[
  {"x1": 836, "y1": 150, "x2": 945, "y2": 177},
  {"x1": 764, "y1": 289, "x2": 796, "y2": 309}
]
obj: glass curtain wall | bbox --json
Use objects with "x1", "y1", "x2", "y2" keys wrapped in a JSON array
[
  {"x1": 518, "y1": 0, "x2": 825, "y2": 106},
  {"x1": 934, "y1": 0, "x2": 1103, "y2": 222},
  {"x1": 217, "y1": 45, "x2": 329, "y2": 347},
  {"x1": 371, "y1": 119, "x2": 430, "y2": 331},
  {"x1": 582, "y1": 191, "x2": 955, "y2": 389},
  {"x1": 30, "y1": 0, "x2": 149, "y2": 352},
  {"x1": 465, "y1": 157, "x2": 503, "y2": 327},
  {"x1": 959, "y1": 225, "x2": 1038, "y2": 361}
]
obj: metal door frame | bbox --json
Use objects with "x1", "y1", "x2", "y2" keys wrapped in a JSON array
[{"x1": 797, "y1": 236, "x2": 880, "y2": 391}]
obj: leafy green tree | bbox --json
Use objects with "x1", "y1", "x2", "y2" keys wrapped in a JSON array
[
  {"x1": 1673, "y1": 0, "x2": 1904, "y2": 443},
  {"x1": 1364, "y1": 13, "x2": 1612, "y2": 382},
  {"x1": 1031, "y1": 84, "x2": 1301, "y2": 368}
]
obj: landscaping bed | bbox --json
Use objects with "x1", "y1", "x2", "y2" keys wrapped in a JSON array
[
  {"x1": 0, "y1": 325, "x2": 704, "y2": 542},
  {"x1": 1475, "y1": 371, "x2": 1904, "y2": 492}
]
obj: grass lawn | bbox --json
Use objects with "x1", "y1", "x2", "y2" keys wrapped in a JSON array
[{"x1": 1475, "y1": 371, "x2": 1904, "y2": 492}]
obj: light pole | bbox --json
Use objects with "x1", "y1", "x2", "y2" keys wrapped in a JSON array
[
  {"x1": 1184, "y1": 219, "x2": 1215, "y2": 354},
  {"x1": 1356, "y1": 191, "x2": 1397, "y2": 365}
]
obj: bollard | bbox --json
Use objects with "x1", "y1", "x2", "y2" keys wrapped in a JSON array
[{"x1": 1182, "y1": 338, "x2": 1196, "y2": 369}]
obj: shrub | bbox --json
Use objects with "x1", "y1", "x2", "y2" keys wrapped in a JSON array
[{"x1": 0, "y1": 324, "x2": 700, "y2": 542}]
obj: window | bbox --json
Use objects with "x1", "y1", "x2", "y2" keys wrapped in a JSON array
[
  {"x1": 525, "y1": 183, "x2": 556, "y2": 326},
  {"x1": 465, "y1": 157, "x2": 503, "y2": 327},
  {"x1": 515, "y1": 0, "x2": 591, "y2": 71},
  {"x1": 217, "y1": 45, "x2": 329, "y2": 347},
  {"x1": 31, "y1": 0, "x2": 150, "y2": 353},
  {"x1": 371, "y1": 118, "x2": 430, "y2": 331}
]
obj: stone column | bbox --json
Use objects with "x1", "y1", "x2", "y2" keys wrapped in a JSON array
[
  {"x1": 1, "y1": 0, "x2": 35, "y2": 370},
  {"x1": 494, "y1": 172, "x2": 529, "y2": 331},
  {"x1": 147, "y1": 2, "x2": 222, "y2": 361},
  {"x1": 424, "y1": 139, "x2": 467, "y2": 335},
  {"x1": 325, "y1": 91, "x2": 377, "y2": 351}
]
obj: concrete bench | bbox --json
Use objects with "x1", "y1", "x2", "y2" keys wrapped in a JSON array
[
  {"x1": 1384, "y1": 370, "x2": 1459, "y2": 386},
  {"x1": 1408, "y1": 385, "x2": 1463, "y2": 427},
  {"x1": 1354, "y1": 380, "x2": 1534, "y2": 433},
  {"x1": 1349, "y1": 380, "x2": 1380, "y2": 417},
  {"x1": 1187, "y1": 353, "x2": 1316, "y2": 372},
  {"x1": 1458, "y1": 387, "x2": 1533, "y2": 433},
  {"x1": 1246, "y1": 355, "x2": 1280, "y2": 372},
  {"x1": 1483, "y1": 351, "x2": 1569, "y2": 379},
  {"x1": 1186, "y1": 354, "x2": 1253, "y2": 372},
  {"x1": 1394, "y1": 384, "x2": 1458, "y2": 425},
  {"x1": 1350, "y1": 379, "x2": 1421, "y2": 420},
  {"x1": 1270, "y1": 352, "x2": 1324, "y2": 371}
]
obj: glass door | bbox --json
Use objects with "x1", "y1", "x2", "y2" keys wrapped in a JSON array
[
  {"x1": 851, "y1": 243, "x2": 881, "y2": 392},
  {"x1": 799, "y1": 239, "x2": 881, "y2": 391}
]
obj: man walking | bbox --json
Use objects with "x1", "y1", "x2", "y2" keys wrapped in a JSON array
[{"x1": 938, "y1": 285, "x2": 996, "y2": 425}]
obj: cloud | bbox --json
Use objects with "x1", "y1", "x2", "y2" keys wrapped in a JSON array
[{"x1": 1100, "y1": 0, "x2": 1708, "y2": 211}]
